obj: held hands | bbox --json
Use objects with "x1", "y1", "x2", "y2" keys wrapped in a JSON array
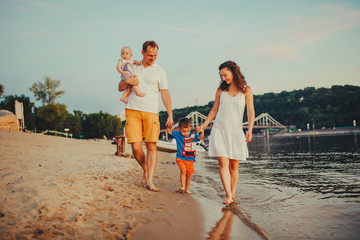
[
  {"x1": 165, "y1": 117, "x2": 174, "y2": 130},
  {"x1": 196, "y1": 126, "x2": 205, "y2": 133},
  {"x1": 245, "y1": 131, "x2": 253, "y2": 143}
]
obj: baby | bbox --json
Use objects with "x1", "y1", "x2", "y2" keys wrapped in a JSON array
[{"x1": 117, "y1": 46, "x2": 145, "y2": 104}]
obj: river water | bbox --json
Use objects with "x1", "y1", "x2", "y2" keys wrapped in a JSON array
[{"x1": 191, "y1": 134, "x2": 360, "y2": 240}]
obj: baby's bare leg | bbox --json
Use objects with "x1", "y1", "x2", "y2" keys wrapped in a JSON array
[
  {"x1": 120, "y1": 86, "x2": 132, "y2": 104},
  {"x1": 132, "y1": 85, "x2": 145, "y2": 97}
]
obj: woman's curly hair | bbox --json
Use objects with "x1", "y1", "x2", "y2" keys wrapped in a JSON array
[{"x1": 218, "y1": 61, "x2": 247, "y2": 93}]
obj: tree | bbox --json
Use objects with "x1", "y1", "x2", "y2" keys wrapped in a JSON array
[
  {"x1": 82, "y1": 111, "x2": 122, "y2": 139},
  {"x1": 29, "y1": 77, "x2": 65, "y2": 104},
  {"x1": 0, "y1": 84, "x2": 4, "y2": 97},
  {"x1": 64, "y1": 111, "x2": 83, "y2": 138},
  {"x1": 36, "y1": 103, "x2": 68, "y2": 131}
]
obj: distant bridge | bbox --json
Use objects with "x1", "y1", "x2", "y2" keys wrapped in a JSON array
[
  {"x1": 244, "y1": 113, "x2": 286, "y2": 129},
  {"x1": 161, "y1": 111, "x2": 285, "y2": 137}
]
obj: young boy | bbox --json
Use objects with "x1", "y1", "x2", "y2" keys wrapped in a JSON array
[
  {"x1": 167, "y1": 117, "x2": 204, "y2": 194},
  {"x1": 116, "y1": 46, "x2": 145, "y2": 104}
]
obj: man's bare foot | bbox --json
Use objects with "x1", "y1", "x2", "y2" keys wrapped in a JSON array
[
  {"x1": 146, "y1": 185, "x2": 160, "y2": 192},
  {"x1": 120, "y1": 98, "x2": 127, "y2": 104}
]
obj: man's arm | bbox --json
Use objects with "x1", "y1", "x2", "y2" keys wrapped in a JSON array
[
  {"x1": 160, "y1": 89, "x2": 174, "y2": 128},
  {"x1": 118, "y1": 75, "x2": 139, "y2": 92}
]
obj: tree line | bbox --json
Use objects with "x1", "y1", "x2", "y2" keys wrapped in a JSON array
[
  {"x1": 0, "y1": 79, "x2": 122, "y2": 139},
  {"x1": 1, "y1": 79, "x2": 359, "y2": 139},
  {"x1": 159, "y1": 85, "x2": 360, "y2": 130}
]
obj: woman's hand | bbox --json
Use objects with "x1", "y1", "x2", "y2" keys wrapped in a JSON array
[{"x1": 245, "y1": 131, "x2": 253, "y2": 142}]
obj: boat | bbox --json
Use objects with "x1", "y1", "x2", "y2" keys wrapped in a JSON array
[{"x1": 157, "y1": 139, "x2": 207, "y2": 153}]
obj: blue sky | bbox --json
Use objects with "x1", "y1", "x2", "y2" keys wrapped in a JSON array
[{"x1": 1, "y1": 0, "x2": 359, "y2": 115}]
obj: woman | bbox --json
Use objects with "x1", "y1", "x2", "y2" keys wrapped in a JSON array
[{"x1": 199, "y1": 61, "x2": 255, "y2": 204}]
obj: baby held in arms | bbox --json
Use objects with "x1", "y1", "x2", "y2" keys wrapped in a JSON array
[{"x1": 117, "y1": 46, "x2": 145, "y2": 104}]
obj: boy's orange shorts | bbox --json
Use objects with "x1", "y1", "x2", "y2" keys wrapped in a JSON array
[{"x1": 176, "y1": 158, "x2": 195, "y2": 175}]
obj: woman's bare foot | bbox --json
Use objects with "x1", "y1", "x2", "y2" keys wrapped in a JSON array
[{"x1": 222, "y1": 199, "x2": 234, "y2": 205}]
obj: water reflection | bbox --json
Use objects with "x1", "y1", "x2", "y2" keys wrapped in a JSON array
[
  {"x1": 207, "y1": 203, "x2": 271, "y2": 240},
  {"x1": 245, "y1": 134, "x2": 360, "y2": 200},
  {"x1": 196, "y1": 134, "x2": 360, "y2": 239}
]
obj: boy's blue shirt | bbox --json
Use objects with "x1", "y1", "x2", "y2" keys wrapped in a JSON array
[{"x1": 172, "y1": 131, "x2": 200, "y2": 161}]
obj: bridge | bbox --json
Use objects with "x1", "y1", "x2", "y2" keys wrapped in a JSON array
[{"x1": 160, "y1": 111, "x2": 286, "y2": 139}]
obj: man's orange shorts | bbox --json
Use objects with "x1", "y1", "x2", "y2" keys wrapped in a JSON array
[
  {"x1": 125, "y1": 109, "x2": 160, "y2": 143},
  {"x1": 176, "y1": 158, "x2": 195, "y2": 175}
]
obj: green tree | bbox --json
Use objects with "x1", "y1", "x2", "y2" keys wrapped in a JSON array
[
  {"x1": 82, "y1": 111, "x2": 122, "y2": 139},
  {"x1": 64, "y1": 111, "x2": 83, "y2": 138},
  {"x1": 29, "y1": 77, "x2": 65, "y2": 104},
  {"x1": 0, "y1": 84, "x2": 4, "y2": 97},
  {"x1": 36, "y1": 103, "x2": 68, "y2": 131}
]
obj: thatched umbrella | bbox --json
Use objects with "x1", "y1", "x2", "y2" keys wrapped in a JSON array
[{"x1": 0, "y1": 110, "x2": 19, "y2": 131}]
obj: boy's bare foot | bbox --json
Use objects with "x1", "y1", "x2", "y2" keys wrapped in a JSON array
[
  {"x1": 178, "y1": 187, "x2": 185, "y2": 193},
  {"x1": 184, "y1": 190, "x2": 192, "y2": 195},
  {"x1": 120, "y1": 98, "x2": 127, "y2": 104}
]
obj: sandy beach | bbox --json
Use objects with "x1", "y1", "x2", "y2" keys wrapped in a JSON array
[{"x1": 0, "y1": 129, "x2": 203, "y2": 240}]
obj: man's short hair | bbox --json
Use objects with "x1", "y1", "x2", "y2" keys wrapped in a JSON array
[
  {"x1": 142, "y1": 40, "x2": 159, "y2": 52},
  {"x1": 179, "y1": 117, "x2": 191, "y2": 128}
]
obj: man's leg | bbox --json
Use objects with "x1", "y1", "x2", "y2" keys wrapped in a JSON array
[
  {"x1": 131, "y1": 142, "x2": 147, "y2": 186},
  {"x1": 144, "y1": 142, "x2": 159, "y2": 191}
]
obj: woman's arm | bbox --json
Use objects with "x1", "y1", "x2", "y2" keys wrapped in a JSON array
[
  {"x1": 199, "y1": 89, "x2": 221, "y2": 130},
  {"x1": 244, "y1": 87, "x2": 255, "y2": 142}
]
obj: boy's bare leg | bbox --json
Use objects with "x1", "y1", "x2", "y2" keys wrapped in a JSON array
[
  {"x1": 185, "y1": 174, "x2": 192, "y2": 194},
  {"x1": 132, "y1": 85, "x2": 145, "y2": 97},
  {"x1": 131, "y1": 142, "x2": 147, "y2": 186},
  {"x1": 145, "y1": 142, "x2": 159, "y2": 191},
  {"x1": 179, "y1": 168, "x2": 186, "y2": 192},
  {"x1": 120, "y1": 86, "x2": 132, "y2": 103}
]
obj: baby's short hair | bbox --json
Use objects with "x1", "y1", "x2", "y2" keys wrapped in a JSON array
[
  {"x1": 179, "y1": 117, "x2": 191, "y2": 128},
  {"x1": 121, "y1": 46, "x2": 132, "y2": 53}
]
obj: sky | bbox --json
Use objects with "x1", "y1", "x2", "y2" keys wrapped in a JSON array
[{"x1": 0, "y1": 0, "x2": 359, "y2": 116}]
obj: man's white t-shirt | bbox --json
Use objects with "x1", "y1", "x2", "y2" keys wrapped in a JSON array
[{"x1": 126, "y1": 62, "x2": 168, "y2": 114}]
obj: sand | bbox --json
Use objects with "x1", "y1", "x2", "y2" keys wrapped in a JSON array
[{"x1": 0, "y1": 129, "x2": 203, "y2": 240}]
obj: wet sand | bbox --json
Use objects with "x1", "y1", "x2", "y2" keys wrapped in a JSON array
[{"x1": 0, "y1": 129, "x2": 203, "y2": 240}]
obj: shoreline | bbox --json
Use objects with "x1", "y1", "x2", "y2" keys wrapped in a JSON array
[
  {"x1": 0, "y1": 130, "x2": 203, "y2": 239},
  {"x1": 261, "y1": 128, "x2": 360, "y2": 138}
]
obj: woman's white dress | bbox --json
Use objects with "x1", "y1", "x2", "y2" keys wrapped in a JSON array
[{"x1": 208, "y1": 91, "x2": 249, "y2": 160}]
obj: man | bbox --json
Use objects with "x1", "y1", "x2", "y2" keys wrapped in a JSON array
[{"x1": 118, "y1": 40, "x2": 174, "y2": 192}]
